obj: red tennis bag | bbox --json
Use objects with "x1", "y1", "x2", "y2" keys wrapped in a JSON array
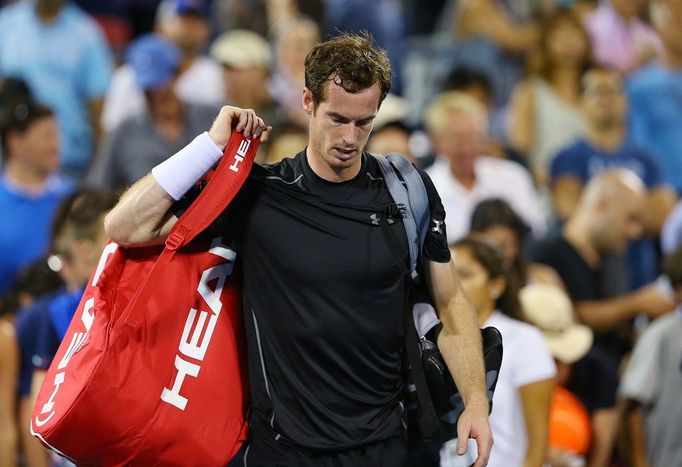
[{"x1": 31, "y1": 130, "x2": 259, "y2": 466}]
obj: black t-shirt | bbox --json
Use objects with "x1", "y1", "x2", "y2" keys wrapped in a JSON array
[
  {"x1": 527, "y1": 235, "x2": 632, "y2": 360},
  {"x1": 178, "y1": 152, "x2": 450, "y2": 450},
  {"x1": 527, "y1": 235, "x2": 628, "y2": 409}
]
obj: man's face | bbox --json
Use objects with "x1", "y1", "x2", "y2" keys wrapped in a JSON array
[
  {"x1": 581, "y1": 70, "x2": 627, "y2": 129},
  {"x1": 222, "y1": 65, "x2": 269, "y2": 103},
  {"x1": 11, "y1": 116, "x2": 60, "y2": 176},
  {"x1": 591, "y1": 189, "x2": 645, "y2": 255},
  {"x1": 160, "y1": 14, "x2": 209, "y2": 56},
  {"x1": 433, "y1": 112, "x2": 485, "y2": 171},
  {"x1": 303, "y1": 81, "x2": 380, "y2": 178}
]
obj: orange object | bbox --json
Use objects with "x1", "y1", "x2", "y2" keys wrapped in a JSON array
[{"x1": 549, "y1": 386, "x2": 592, "y2": 455}]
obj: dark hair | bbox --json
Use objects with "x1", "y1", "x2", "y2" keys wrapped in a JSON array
[
  {"x1": 452, "y1": 235, "x2": 521, "y2": 319},
  {"x1": 470, "y1": 199, "x2": 530, "y2": 298},
  {"x1": 51, "y1": 189, "x2": 119, "y2": 258},
  {"x1": 443, "y1": 66, "x2": 492, "y2": 99},
  {"x1": 0, "y1": 102, "x2": 54, "y2": 156},
  {"x1": 0, "y1": 257, "x2": 63, "y2": 318},
  {"x1": 663, "y1": 244, "x2": 682, "y2": 288},
  {"x1": 304, "y1": 32, "x2": 392, "y2": 109}
]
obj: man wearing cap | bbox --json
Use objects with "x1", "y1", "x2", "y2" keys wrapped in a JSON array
[
  {"x1": 210, "y1": 30, "x2": 289, "y2": 157},
  {"x1": 101, "y1": 0, "x2": 223, "y2": 133},
  {"x1": 87, "y1": 35, "x2": 220, "y2": 190}
]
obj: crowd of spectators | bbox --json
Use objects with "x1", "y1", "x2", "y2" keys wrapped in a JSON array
[{"x1": 0, "y1": 0, "x2": 681, "y2": 466}]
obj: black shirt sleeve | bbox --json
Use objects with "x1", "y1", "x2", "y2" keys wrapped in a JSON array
[{"x1": 417, "y1": 168, "x2": 451, "y2": 263}]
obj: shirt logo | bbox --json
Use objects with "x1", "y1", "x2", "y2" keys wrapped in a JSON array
[
  {"x1": 431, "y1": 219, "x2": 444, "y2": 234},
  {"x1": 370, "y1": 213, "x2": 395, "y2": 225}
]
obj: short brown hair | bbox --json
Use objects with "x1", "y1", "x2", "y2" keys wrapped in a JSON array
[{"x1": 304, "y1": 32, "x2": 392, "y2": 109}]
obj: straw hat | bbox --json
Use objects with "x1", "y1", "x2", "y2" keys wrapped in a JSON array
[{"x1": 519, "y1": 284, "x2": 593, "y2": 364}]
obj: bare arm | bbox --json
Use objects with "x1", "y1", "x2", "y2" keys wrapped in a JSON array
[
  {"x1": 551, "y1": 176, "x2": 583, "y2": 222},
  {"x1": 458, "y1": 0, "x2": 539, "y2": 53},
  {"x1": 104, "y1": 106, "x2": 271, "y2": 247},
  {"x1": 624, "y1": 400, "x2": 650, "y2": 467},
  {"x1": 586, "y1": 407, "x2": 620, "y2": 467},
  {"x1": 508, "y1": 82, "x2": 536, "y2": 157},
  {"x1": 575, "y1": 284, "x2": 674, "y2": 331},
  {"x1": 520, "y1": 378, "x2": 555, "y2": 467},
  {"x1": 425, "y1": 258, "x2": 493, "y2": 467},
  {"x1": 0, "y1": 321, "x2": 18, "y2": 467}
]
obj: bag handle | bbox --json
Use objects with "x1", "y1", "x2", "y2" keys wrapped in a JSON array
[
  {"x1": 165, "y1": 129, "x2": 261, "y2": 250},
  {"x1": 120, "y1": 130, "x2": 260, "y2": 328}
]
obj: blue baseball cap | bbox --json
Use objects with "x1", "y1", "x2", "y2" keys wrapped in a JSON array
[
  {"x1": 174, "y1": 0, "x2": 209, "y2": 16},
  {"x1": 125, "y1": 34, "x2": 181, "y2": 91}
]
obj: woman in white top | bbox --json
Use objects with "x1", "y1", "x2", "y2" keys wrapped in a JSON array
[
  {"x1": 442, "y1": 236, "x2": 556, "y2": 467},
  {"x1": 508, "y1": 8, "x2": 591, "y2": 188}
]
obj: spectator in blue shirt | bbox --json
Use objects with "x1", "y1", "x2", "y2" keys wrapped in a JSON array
[
  {"x1": 0, "y1": 102, "x2": 73, "y2": 296},
  {"x1": 551, "y1": 66, "x2": 676, "y2": 289},
  {"x1": 0, "y1": 0, "x2": 114, "y2": 177},
  {"x1": 627, "y1": 0, "x2": 682, "y2": 194}
]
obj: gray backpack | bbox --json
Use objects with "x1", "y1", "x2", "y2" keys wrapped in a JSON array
[{"x1": 373, "y1": 153, "x2": 502, "y2": 443}]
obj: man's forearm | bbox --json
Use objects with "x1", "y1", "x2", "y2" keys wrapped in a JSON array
[
  {"x1": 437, "y1": 289, "x2": 488, "y2": 409},
  {"x1": 104, "y1": 174, "x2": 176, "y2": 247}
]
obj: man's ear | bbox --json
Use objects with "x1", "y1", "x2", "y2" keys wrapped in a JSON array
[{"x1": 302, "y1": 87, "x2": 314, "y2": 115}]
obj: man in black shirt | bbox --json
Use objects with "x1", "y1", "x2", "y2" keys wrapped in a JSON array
[
  {"x1": 105, "y1": 34, "x2": 492, "y2": 466},
  {"x1": 528, "y1": 168, "x2": 674, "y2": 467}
]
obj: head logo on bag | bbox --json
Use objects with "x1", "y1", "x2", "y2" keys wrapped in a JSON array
[
  {"x1": 34, "y1": 243, "x2": 119, "y2": 429},
  {"x1": 161, "y1": 238, "x2": 237, "y2": 411},
  {"x1": 229, "y1": 138, "x2": 252, "y2": 173}
]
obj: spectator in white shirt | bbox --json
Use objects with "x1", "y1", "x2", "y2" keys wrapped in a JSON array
[{"x1": 424, "y1": 91, "x2": 544, "y2": 243}]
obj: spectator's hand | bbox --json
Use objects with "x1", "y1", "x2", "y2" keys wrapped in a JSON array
[
  {"x1": 208, "y1": 106, "x2": 272, "y2": 150},
  {"x1": 633, "y1": 284, "x2": 675, "y2": 319},
  {"x1": 456, "y1": 403, "x2": 493, "y2": 467}
]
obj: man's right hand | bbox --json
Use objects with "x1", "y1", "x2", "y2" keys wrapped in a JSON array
[{"x1": 208, "y1": 106, "x2": 272, "y2": 150}]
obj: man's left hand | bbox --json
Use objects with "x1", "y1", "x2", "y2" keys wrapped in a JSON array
[{"x1": 455, "y1": 404, "x2": 493, "y2": 467}]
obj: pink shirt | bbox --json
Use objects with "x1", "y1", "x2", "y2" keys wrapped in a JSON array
[{"x1": 584, "y1": 3, "x2": 662, "y2": 73}]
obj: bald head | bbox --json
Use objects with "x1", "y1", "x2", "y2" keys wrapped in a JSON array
[
  {"x1": 581, "y1": 168, "x2": 646, "y2": 208},
  {"x1": 577, "y1": 169, "x2": 646, "y2": 255}
]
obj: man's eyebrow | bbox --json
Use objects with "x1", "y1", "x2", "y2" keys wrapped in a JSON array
[{"x1": 327, "y1": 111, "x2": 376, "y2": 122}]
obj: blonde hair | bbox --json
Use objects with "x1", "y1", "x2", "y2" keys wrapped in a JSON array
[{"x1": 423, "y1": 91, "x2": 488, "y2": 136}]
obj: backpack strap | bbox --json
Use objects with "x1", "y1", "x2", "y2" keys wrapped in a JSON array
[
  {"x1": 373, "y1": 154, "x2": 428, "y2": 280},
  {"x1": 386, "y1": 153, "x2": 430, "y2": 255}
]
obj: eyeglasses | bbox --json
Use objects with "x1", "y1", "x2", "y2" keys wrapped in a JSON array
[{"x1": 584, "y1": 86, "x2": 624, "y2": 98}]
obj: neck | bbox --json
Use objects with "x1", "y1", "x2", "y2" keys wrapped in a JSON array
[
  {"x1": 661, "y1": 48, "x2": 682, "y2": 70},
  {"x1": 449, "y1": 159, "x2": 476, "y2": 190},
  {"x1": 563, "y1": 215, "x2": 601, "y2": 267},
  {"x1": 612, "y1": 3, "x2": 636, "y2": 21},
  {"x1": 4, "y1": 160, "x2": 49, "y2": 193},
  {"x1": 549, "y1": 68, "x2": 581, "y2": 102},
  {"x1": 35, "y1": 2, "x2": 61, "y2": 23},
  {"x1": 233, "y1": 87, "x2": 270, "y2": 112},
  {"x1": 305, "y1": 147, "x2": 362, "y2": 182},
  {"x1": 586, "y1": 123, "x2": 625, "y2": 152},
  {"x1": 477, "y1": 304, "x2": 495, "y2": 326}
]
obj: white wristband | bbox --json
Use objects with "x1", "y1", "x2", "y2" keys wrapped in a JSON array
[{"x1": 151, "y1": 132, "x2": 223, "y2": 200}]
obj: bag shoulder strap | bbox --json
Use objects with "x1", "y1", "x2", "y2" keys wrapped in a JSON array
[
  {"x1": 121, "y1": 130, "x2": 260, "y2": 328},
  {"x1": 372, "y1": 153, "x2": 429, "y2": 279},
  {"x1": 166, "y1": 129, "x2": 261, "y2": 250}
]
